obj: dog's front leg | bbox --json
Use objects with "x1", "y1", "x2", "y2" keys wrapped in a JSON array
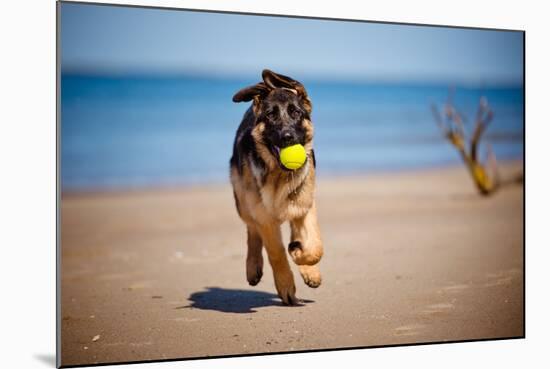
[
  {"x1": 257, "y1": 221, "x2": 298, "y2": 305},
  {"x1": 289, "y1": 200, "x2": 323, "y2": 268}
]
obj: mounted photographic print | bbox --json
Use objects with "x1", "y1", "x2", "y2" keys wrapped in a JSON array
[{"x1": 58, "y1": 1, "x2": 525, "y2": 367}]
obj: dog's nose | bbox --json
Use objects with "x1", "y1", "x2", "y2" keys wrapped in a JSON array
[
  {"x1": 281, "y1": 131, "x2": 296, "y2": 146},
  {"x1": 279, "y1": 129, "x2": 296, "y2": 146}
]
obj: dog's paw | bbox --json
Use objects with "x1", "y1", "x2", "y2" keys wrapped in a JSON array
[
  {"x1": 280, "y1": 288, "x2": 299, "y2": 306},
  {"x1": 247, "y1": 265, "x2": 263, "y2": 286},
  {"x1": 282, "y1": 294, "x2": 299, "y2": 306},
  {"x1": 299, "y1": 264, "x2": 322, "y2": 288},
  {"x1": 274, "y1": 270, "x2": 298, "y2": 306}
]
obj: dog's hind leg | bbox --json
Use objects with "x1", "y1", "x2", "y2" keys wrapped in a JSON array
[
  {"x1": 246, "y1": 225, "x2": 264, "y2": 286},
  {"x1": 257, "y1": 222, "x2": 298, "y2": 305},
  {"x1": 289, "y1": 201, "x2": 323, "y2": 267}
]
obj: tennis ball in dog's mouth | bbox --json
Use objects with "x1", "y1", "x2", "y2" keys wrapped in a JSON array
[{"x1": 279, "y1": 144, "x2": 307, "y2": 170}]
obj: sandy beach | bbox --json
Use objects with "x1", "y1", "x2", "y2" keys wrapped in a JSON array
[{"x1": 60, "y1": 162, "x2": 524, "y2": 366}]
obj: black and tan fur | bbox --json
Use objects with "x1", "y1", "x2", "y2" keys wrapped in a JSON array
[{"x1": 230, "y1": 70, "x2": 323, "y2": 305}]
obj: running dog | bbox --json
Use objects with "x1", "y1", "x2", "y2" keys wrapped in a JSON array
[{"x1": 230, "y1": 69, "x2": 323, "y2": 305}]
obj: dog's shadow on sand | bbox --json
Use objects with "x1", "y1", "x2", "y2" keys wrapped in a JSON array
[{"x1": 180, "y1": 287, "x2": 313, "y2": 313}]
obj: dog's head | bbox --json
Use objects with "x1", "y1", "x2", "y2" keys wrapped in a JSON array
[{"x1": 233, "y1": 69, "x2": 314, "y2": 169}]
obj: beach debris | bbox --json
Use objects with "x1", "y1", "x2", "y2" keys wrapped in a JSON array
[
  {"x1": 92, "y1": 335, "x2": 101, "y2": 342},
  {"x1": 152, "y1": 295, "x2": 163, "y2": 299},
  {"x1": 432, "y1": 91, "x2": 501, "y2": 196}
]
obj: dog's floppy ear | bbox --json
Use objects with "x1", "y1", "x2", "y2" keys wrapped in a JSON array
[
  {"x1": 232, "y1": 82, "x2": 270, "y2": 103},
  {"x1": 262, "y1": 69, "x2": 311, "y2": 113},
  {"x1": 262, "y1": 69, "x2": 306, "y2": 95}
]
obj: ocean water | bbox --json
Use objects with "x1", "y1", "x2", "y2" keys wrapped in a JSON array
[{"x1": 61, "y1": 74, "x2": 524, "y2": 191}]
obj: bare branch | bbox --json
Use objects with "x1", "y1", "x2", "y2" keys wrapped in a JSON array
[
  {"x1": 450, "y1": 106, "x2": 465, "y2": 138},
  {"x1": 431, "y1": 93, "x2": 498, "y2": 196},
  {"x1": 471, "y1": 97, "x2": 494, "y2": 161}
]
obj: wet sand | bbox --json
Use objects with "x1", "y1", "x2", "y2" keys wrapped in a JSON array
[{"x1": 60, "y1": 162, "x2": 524, "y2": 366}]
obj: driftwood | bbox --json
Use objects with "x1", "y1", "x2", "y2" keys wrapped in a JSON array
[{"x1": 431, "y1": 93, "x2": 499, "y2": 196}]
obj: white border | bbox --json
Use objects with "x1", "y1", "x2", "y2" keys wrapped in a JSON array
[{"x1": 2, "y1": 1, "x2": 549, "y2": 368}]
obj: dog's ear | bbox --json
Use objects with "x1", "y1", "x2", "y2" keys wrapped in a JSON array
[
  {"x1": 261, "y1": 69, "x2": 305, "y2": 95},
  {"x1": 262, "y1": 69, "x2": 312, "y2": 113},
  {"x1": 232, "y1": 82, "x2": 270, "y2": 103}
]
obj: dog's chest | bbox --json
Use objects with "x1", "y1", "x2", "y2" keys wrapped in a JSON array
[{"x1": 252, "y1": 160, "x2": 310, "y2": 221}]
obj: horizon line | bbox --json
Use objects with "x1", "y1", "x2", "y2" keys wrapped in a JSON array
[{"x1": 60, "y1": 67, "x2": 524, "y2": 88}]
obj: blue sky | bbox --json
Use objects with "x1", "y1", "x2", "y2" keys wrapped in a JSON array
[{"x1": 60, "y1": 3, "x2": 523, "y2": 85}]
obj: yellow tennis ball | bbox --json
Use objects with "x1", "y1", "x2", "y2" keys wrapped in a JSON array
[{"x1": 279, "y1": 144, "x2": 307, "y2": 170}]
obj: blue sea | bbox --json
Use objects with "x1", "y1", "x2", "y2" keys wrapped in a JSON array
[{"x1": 61, "y1": 74, "x2": 524, "y2": 191}]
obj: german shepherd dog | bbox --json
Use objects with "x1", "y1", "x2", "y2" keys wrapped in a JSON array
[{"x1": 230, "y1": 69, "x2": 323, "y2": 305}]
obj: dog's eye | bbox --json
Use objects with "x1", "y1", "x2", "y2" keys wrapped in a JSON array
[
  {"x1": 266, "y1": 111, "x2": 277, "y2": 120},
  {"x1": 288, "y1": 105, "x2": 301, "y2": 119}
]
